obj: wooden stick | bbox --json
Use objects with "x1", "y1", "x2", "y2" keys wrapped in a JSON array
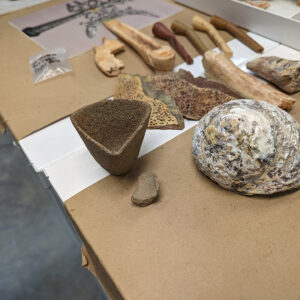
[
  {"x1": 94, "y1": 38, "x2": 125, "y2": 77},
  {"x1": 171, "y1": 20, "x2": 208, "y2": 55},
  {"x1": 103, "y1": 19, "x2": 175, "y2": 71},
  {"x1": 210, "y1": 15, "x2": 264, "y2": 53},
  {"x1": 192, "y1": 15, "x2": 233, "y2": 58},
  {"x1": 152, "y1": 22, "x2": 193, "y2": 64},
  {"x1": 202, "y1": 50, "x2": 295, "y2": 110}
]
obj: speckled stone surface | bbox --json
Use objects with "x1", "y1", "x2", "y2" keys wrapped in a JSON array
[{"x1": 192, "y1": 99, "x2": 300, "y2": 195}]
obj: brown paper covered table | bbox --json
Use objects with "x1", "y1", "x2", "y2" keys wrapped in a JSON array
[
  {"x1": 2, "y1": 1, "x2": 300, "y2": 298},
  {"x1": 0, "y1": 0, "x2": 232, "y2": 140},
  {"x1": 65, "y1": 96, "x2": 300, "y2": 300}
]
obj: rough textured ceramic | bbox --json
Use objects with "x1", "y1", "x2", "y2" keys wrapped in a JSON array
[{"x1": 71, "y1": 99, "x2": 151, "y2": 175}]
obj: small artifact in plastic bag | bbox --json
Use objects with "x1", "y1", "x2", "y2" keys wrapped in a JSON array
[{"x1": 29, "y1": 48, "x2": 71, "y2": 83}]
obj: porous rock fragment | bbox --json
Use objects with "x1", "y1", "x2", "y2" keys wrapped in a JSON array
[
  {"x1": 114, "y1": 74, "x2": 184, "y2": 130},
  {"x1": 132, "y1": 172, "x2": 159, "y2": 207},
  {"x1": 247, "y1": 56, "x2": 300, "y2": 93},
  {"x1": 192, "y1": 99, "x2": 300, "y2": 195},
  {"x1": 153, "y1": 69, "x2": 239, "y2": 120}
]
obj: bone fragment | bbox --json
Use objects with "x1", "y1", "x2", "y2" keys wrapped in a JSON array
[
  {"x1": 152, "y1": 22, "x2": 193, "y2": 64},
  {"x1": 171, "y1": 20, "x2": 208, "y2": 55},
  {"x1": 246, "y1": 1, "x2": 270, "y2": 9},
  {"x1": 94, "y1": 38, "x2": 125, "y2": 77},
  {"x1": 192, "y1": 15, "x2": 233, "y2": 58},
  {"x1": 210, "y1": 15, "x2": 264, "y2": 53},
  {"x1": 104, "y1": 19, "x2": 175, "y2": 71},
  {"x1": 247, "y1": 56, "x2": 300, "y2": 94},
  {"x1": 203, "y1": 50, "x2": 295, "y2": 110}
]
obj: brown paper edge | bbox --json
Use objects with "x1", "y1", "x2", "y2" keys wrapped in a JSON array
[
  {"x1": 66, "y1": 208, "x2": 124, "y2": 300},
  {"x1": 0, "y1": 113, "x2": 6, "y2": 135}
]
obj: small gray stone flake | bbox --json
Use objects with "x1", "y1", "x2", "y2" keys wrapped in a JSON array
[{"x1": 132, "y1": 172, "x2": 159, "y2": 206}]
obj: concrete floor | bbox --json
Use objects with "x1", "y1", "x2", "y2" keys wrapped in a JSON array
[{"x1": 0, "y1": 129, "x2": 108, "y2": 300}]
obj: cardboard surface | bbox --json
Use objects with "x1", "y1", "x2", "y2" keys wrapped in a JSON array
[
  {"x1": 0, "y1": 0, "x2": 233, "y2": 140},
  {"x1": 65, "y1": 95, "x2": 300, "y2": 299}
]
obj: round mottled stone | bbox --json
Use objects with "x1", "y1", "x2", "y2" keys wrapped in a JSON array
[{"x1": 192, "y1": 99, "x2": 300, "y2": 195}]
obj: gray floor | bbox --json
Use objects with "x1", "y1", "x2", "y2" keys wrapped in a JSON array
[{"x1": 0, "y1": 129, "x2": 108, "y2": 300}]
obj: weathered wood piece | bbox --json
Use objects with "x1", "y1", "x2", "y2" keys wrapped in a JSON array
[
  {"x1": 152, "y1": 22, "x2": 193, "y2": 64},
  {"x1": 210, "y1": 15, "x2": 264, "y2": 53},
  {"x1": 192, "y1": 99, "x2": 300, "y2": 195},
  {"x1": 153, "y1": 69, "x2": 239, "y2": 120},
  {"x1": 171, "y1": 20, "x2": 208, "y2": 55},
  {"x1": 192, "y1": 15, "x2": 233, "y2": 58},
  {"x1": 103, "y1": 19, "x2": 175, "y2": 71},
  {"x1": 247, "y1": 56, "x2": 300, "y2": 94},
  {"x1": 131, "y1": 172, "x2": 159, "y2": 207},
  {"x1": 203, "y1": 50, "x2": 295, "y2": 110},
  {"x1": 94, "y1": 38, "x2": 125, "y2": 77},
  {"x1": 114, "y1": 74, "x2": 184, "y2": 130}
]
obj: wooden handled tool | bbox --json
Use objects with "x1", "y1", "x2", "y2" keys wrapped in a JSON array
[
  {"x1": 192, "y1": 15, "x2": 233, "y2": 58},
  {"x1": 171, "y1": 20, "x2": 208, "y2": 55},
  {"x1": 202, "y1": 50, "x2": 295, "y2": 110},
  {"x1": 210, "y1": 15, "x2": 264, "y2": 53},
  {"x1": 103, "y1": 19, "x2": 175, "y2": 71},
  {"x1": 152, "y1": 22, "x2": 193, "y2": 64}
]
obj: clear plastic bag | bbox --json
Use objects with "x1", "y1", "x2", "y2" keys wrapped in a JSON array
[{"x1": 29, "y1": 48, "x2": 72, "y2": 84}]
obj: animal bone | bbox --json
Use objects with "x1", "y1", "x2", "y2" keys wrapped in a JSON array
[
  {"x1": 104, "y1": 19, "x2": 175, "y2": 71},
  {"x1": 246, "y1": 1, "x2": 270, "y2": 9},
  {"x1": 171, "y1": 20, "x2": 208, "y2": 55},
  {"x1": 202, "y1": 50, "x2": 295, "y2": 110},
  {"x1": 192, "y1": 15, "x2": 233, "y2": 58},
  {"x1": 152, "y1": 22, "x2": 193, "y2": 64},
  {"x1": 246, "y1": 56, "x2": 300, "y2": 94},
  {"x1": 210, "y1": 15, "x2": 264, "y2": 53},
  {"x1": 94, "y1": 38, "x2": 125, "y2": 77}
]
